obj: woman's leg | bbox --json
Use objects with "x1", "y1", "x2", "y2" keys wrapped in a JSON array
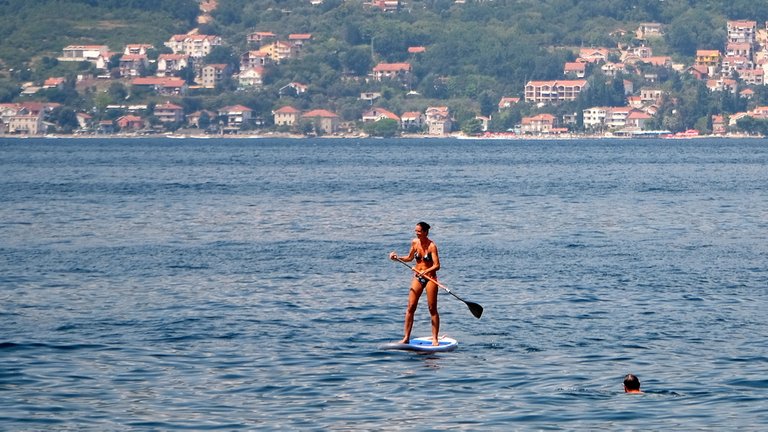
[
  {"x1": 400, "y1": 278, "x2": 424, "y2": 343},
  {"x1": 426, "y1": 282, "x2": 440, "y2": 345}
]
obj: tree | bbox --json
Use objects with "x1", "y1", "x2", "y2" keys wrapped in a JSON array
[
  {"x1": 205, "y1": 46, "x2": 238, "y2": 69},
  {"x1": 109, "y1": 82, "x2": 128, "y2": 101},
  {"x1": 50, "y1": 107, "x2": 79, "y2": 133},
  {"x1": 736, "y1": 116, "x2": 768, "y2": 136},
  {"x1": 342, "y1": 46, "x2": 372, "y2": 76},
  {"x1": 364, "y1": 118, "x2": 399, "y2": 137},
  {"x1": 198, "y1": 111, "x2": 211, "y2": 130},
  {"x1": 461, "y1": 118, "x2": 483, "y2": 135},
  {"x1": 0, "y1": 79, "x2": 20, "y2": 102}
]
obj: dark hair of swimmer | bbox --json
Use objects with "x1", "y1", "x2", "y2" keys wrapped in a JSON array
[
  {"x1": 623, "y1": 374, "x2": 641, "y2": 393},
  {"x1": 417, "y1": 221, "x2": 430, "y2": 234}
]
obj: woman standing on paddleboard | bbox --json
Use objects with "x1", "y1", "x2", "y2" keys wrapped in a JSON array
[{"x1": 389, "y1": 221, "x2": 441, "y2": 346}]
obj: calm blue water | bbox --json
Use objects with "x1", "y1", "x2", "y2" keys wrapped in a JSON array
[{"x1": 1, "y1": 137, "x2": 767, "y2": 430}]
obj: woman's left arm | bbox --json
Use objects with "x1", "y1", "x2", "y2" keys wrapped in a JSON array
[{"x1": 425, "y1": 243, "x2": 440, "y2": 274}]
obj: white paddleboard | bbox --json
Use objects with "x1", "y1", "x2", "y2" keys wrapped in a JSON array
[{"x1": 381, "y1": 336, "x2": 458, "y2": 352}]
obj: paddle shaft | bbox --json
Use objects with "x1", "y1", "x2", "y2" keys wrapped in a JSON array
[{"x1": 394, "y1": 258, "x2": 483, "y2": 318}]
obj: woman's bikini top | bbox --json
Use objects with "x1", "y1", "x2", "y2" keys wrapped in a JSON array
[{"x1": 414, "y1": 251, "x2": 433, "y2": 263}]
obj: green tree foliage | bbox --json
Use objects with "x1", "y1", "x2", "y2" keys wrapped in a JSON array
[
  {"x1": 205, "y1": 46, "x2": 239, "y2": 69},
  {"x1": 342, "y1": 46, "x2": 373, "y2": 76},
  {"x1": 49, "y1": 106, "x2": 79, "y2": 133},
  {"x1": 363, "y1": 118, "x2": 399, "y2": 137},
  {"x1": 665, "y1": 9, "x2": 726, "y2": 56},
  {"x1": 461, "y1": 117, "x2": 483, "y2": 136},
  {"x1": 0, "y1": 0, "x2": 197, "y2": 69},
  {"x1": 577, "y1": 73, "x2": 627, "y2": 109},
  {"x1": 0, "y1": 78, "x2": 20, "y2": 102},
  {"x1": 736, "y1": 116, "x2": 768, "y2": 135}
]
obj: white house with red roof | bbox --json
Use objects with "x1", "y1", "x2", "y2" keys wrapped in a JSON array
[
  {"x1": 219, "y1": 105, "x2": 253, "y2": 128},
  {"x1": 521, "y1": 113, "x2": 556, "y2": 134},
  {"x1": 400, "y1": 111, "x2": 424, "y2": 130},
  {"x1": 238, "y1": 67, "x2": 266, "y2": 89},
  {"x1": 563, "y1": 62, "x2": 586, "y2": 78},
  {"x1": 43, "y1": 77, "x2": 66, "y2": 89},
  {"x1": 726, "y1": 42, "x2": 752, "y2": 58},
  {"x1": 131, "y1": 77, "x2": 188, "y2": 95},
  {"x1": 361, "y1": 107, "x2": 399, "y2": 123},
  {"x1": 157, "y1": 54, "x2": 191, "y2": 77},
  {"x1": 583, "y1": 106, "x2": 653, "y2": 130},
  {"x1": 164, "y1": 34, "x2": 222, "y2": 58},
  {"x1": 625, "y1": 110, "x2": 652, "y2": 129},
  {"x1": 288, "y1": 33, "x2": 313, "y2": 48},
  {"x1": 372, "y1": 63, "x2": 411, "y2": 81},
  {"x1": 706, "y1": 78, "x2": 738, "y2": 93},
  {"x1": 498, "y1": 97, "x2": 520, "y2": 110},
  {"x1": 368, "y1": 0, "x2": 400, "y2": 12},
  {"x1": 727, "y1": 20, "x2": 756, "y2": 44},
  {"x1": 578, "y1": 48, "x2": 611, "y2": 63},
  {"x1": 740, "y1": 68, "x2": 764, "y2": 86},
  {"x1": 524, "y1": 80, "x2": 588, "y2": 104},
  {"x1": 247, "y1": 31, "x2": 277, "y2": 45},
  {"x1": 425, "y1": 106, "x2": 452, "y2": 135}
]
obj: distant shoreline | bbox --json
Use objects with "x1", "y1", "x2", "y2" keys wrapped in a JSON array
[{"x1": 0, "y1": 132, "x2": 764, "y2": 140}]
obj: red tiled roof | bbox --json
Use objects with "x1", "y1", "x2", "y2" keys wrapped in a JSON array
[
  {"x1": 303, "y1": 109, "x2": 338, "y2": 118},
  {"x1": 373, "y1": 62, "x2": 411, "y2": 72},
  {"x1": 526, "y1": 79, "x2": 587, "y2": 87},
  {"x1": 401, "y1": 111, "x2": 422, "y2": 119},
  {"x1": 132, "y1": 77, "x2": 186, "y2": 87},
  {"x1": 220, "y1": 104, "x2": 253, "y2": 112},
  {"x1": 156, "y1": 102, "x2": 183, "y2": 110},
  {"x1": 274, "y1": 106, "x2": 300, "y2": 113}
]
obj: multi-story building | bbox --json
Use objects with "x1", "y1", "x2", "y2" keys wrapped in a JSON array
[
  {"x1": 199, "y1": 64, "x2": 230, "y2": 89},
  {"x1": 164, "y1": 34, "x2": 222, "y2": 58},
  {"x1": 524, "y1": 80, "x2": 588, "y2": 104},
  {"x1": 424, "y1": 106, "x2": 452, "y2": 135},
  {"x1": 727, "y1": 20, "x2": 756, "y2": 44}
]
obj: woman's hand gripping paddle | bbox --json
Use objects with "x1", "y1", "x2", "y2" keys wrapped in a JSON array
[{"x1": 393, "y1": 258, "x2": 483, "y2": 319}]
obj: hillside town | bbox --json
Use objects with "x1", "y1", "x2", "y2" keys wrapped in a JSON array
[{"x1": 2, "y1": 1, "x2": 768, "y2": 138}]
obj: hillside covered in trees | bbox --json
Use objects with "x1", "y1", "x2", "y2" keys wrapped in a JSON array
[{"x1": 3, "y1": 0, "x2": 768, "y2": 135}]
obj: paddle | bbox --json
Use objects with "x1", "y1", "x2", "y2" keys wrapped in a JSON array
[{"x1": 393, "y1": 258, "x2": 483, "y2": 319}]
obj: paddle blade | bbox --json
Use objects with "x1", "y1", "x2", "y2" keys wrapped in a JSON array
[{"x1": 467, "y1": 301, "x2": 483, "y2": 319}]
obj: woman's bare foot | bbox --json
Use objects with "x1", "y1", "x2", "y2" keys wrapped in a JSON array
[
  {"x1": 432, "y1": 337, "x2": 440, "y2": 346},
  {"x1": 398, "y1": 338, "x2": 410, "y2": 344}
]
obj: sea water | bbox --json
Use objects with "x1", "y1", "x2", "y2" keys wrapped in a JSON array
[{"x1": 1, "y1": 137, "x2": 767, "y2": 430}]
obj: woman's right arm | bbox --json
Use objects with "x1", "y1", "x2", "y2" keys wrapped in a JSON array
[{"x1": 390, "y1": 240, "x2": 416, "y2": 261}]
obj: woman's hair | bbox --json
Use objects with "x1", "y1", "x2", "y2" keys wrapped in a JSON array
[{"x1": 417, "y1": 221, "x2": 431, "y2": 234}]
